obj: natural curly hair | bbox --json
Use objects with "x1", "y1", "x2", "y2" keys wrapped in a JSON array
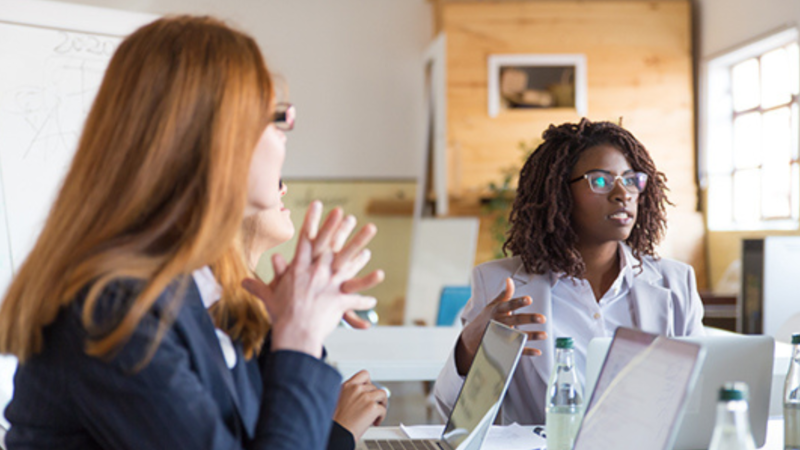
[{"x1": 503, "y1": 118, "x2": 670, "y2": 278}]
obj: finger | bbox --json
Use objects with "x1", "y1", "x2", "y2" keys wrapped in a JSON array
[
  {"x1": 331, "y1": 215, "x2": 357, "y2": 252},
  {"x1": 301, "y1": 200, "x2": 323, "y2": 240},
  {"x1": 367, "y1": 388, "x2": 389, "y2": 405},
  {"x1": 313, "y1": 207, "x2": 344, "y2": 258},
  {"x1": 525, "y1": 331, "x2": 547, "y2": 341},
  {"x1": 333, "y1": 223, "x2": 377, "y2": 271},
  {"x1": 494, "y1": 296, "x2": 532, "y2": 315},
  {"x1": 341, "y1": 270, "x2": 385, "y2": 294},
  {"x1": 523, "y1": 347, "x2": 542, "y2": 357},
  {"x1": 347, "y1": 370, "x2": 371, "y2": 385},
  {"x1": 293, "y1": 234, "x2": 314, "y2": 269},
  {"x1": 343, "y1": 311, "x2": 372, "y2": 329},
  {"x1": 241, "y1": 277, "x2": 270, "y2": 300},
  {"x1": 340, "y1": 295, "x2": 378, "y2": 314},
  {"x1": 271, "y1": 253, "x2": 288, "y2": 277},
  {"x1": 333, "y1": 249, "x2": 372, "y2": 283},
  {"x1": 487, "y1": 278, "x2": 515, "y2": 306},
  {"x1": 495, "y1": 312, "x2": 546, "y2": 327},
  {"x1": 314, "y1": 247, "x2": 335, "y2": 273}
]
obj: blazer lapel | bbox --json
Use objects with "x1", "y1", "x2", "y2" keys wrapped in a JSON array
[
  {"x1": 630, "y1": 271, "x2": 674, "y2": 336},
  {"x1": 230, "y1": 343, "x2": 262, "y2": 439},
  {"x1": 182, "y1": 281, "x2": 249, "y2": 434},
  {"x1": 511, "y1": 266, "x2": 554, "y2": 390}
]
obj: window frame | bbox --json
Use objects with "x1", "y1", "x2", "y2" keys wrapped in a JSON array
[{"x1": 700, "y1": 27, "x2": 800, "y2": 231}]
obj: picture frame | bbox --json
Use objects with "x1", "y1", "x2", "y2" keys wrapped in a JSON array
[{"x1": 487, "y1": 53, "x2": 587, "y2": 117}]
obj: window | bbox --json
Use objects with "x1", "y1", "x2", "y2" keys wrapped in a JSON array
[{"x1": 703, "y1": 28, "x2": 800, "y2": 230}]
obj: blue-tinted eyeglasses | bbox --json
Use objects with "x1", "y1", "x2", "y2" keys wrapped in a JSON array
[{"x1": 570, "y1": 170, "x2": 648, "y2": 194}]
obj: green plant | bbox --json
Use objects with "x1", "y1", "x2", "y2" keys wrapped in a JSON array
[{"x1": 483, "y1": 139, "x2": 540, "y2": 259}]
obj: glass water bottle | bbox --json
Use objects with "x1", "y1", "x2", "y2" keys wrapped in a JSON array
[
  {"x1": 708, "y1": 382, "x2": 757, "y2": 450},
  {"x1": 784, "y1": 333, "x2": 800, "y2": 449},
  {"x1": 546, "y1": 337, "x2": 583, "y2": 450}
]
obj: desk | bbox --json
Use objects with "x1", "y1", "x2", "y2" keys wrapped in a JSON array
[{"x1": 325, "y1": 326, "x2": 461, "y2": 382}]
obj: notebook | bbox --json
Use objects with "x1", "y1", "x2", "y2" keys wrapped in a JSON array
[
  {"x1": 572, "y1": 327, "x2": 706, "y2": 450},
  {"x1": 361, "y1": 320, "x2": 527, "y2": 450},
  {"x1": 584, "y1": 332, "x2": 773, "y2": 449}
]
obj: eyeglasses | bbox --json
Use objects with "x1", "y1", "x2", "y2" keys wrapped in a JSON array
[
  {"x1": 272, "y1": 102, "x2": 295, "y2": 131},
  {"x1": 570, "y1": 170, "x2": 648, "y2": 194}
]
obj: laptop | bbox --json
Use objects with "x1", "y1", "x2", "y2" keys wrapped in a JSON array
[
  {"x1": 572, "y1": 327, "x2": 706, "y2": 450},
  {"x1": 584, "y1": 332, "x2": 773, "y2": 450},
  {"x1": 362, "y1": 320, "x2": 527, "y2": 450}
]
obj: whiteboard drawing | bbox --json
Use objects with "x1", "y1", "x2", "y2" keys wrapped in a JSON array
[
  {"x1": 0, "y1": 22, "x2": 121, "y2": 297},
  {"x1": 0, "y1": 0, "x2": 156, "y2": 301}
]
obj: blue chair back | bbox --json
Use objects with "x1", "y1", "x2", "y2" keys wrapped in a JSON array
[{"x1": 436, "y1": 286, "x2": 471, "y2": 326}]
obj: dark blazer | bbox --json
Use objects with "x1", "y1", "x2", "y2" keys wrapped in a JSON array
[{"x1": 4, "y1": 277, "x2": 343, "y2": 450}]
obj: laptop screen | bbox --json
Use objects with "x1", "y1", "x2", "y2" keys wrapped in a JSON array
[
  {"x1": 573, "y1": 327, "x2": 705, "y2": 450},
  {"x1": 441, "y1": 320, "x2": 526, "y2": 450}
]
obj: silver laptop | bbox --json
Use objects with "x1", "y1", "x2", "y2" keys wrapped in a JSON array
[
  {"x1": 362, "y1": 320, "x2": 527, "y2": 450},
  {"x1": 585, "y1": 332, "x2": 773, "y2": 450},
  {"x1": 573, "y1": 327, "x2": 706, "y2": 450}
]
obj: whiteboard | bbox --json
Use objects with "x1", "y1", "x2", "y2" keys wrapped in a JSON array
[{"x1": 0, "y1": 0, "x2": 156, "y2": 299}]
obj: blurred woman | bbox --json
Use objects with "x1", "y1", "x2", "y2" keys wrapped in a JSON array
[
  {"x1": 0, "y1": 16, "x2": 376, "y2": 450},
  {"x1": 240, "y1": 182, "x2": 388, "y2": 450}
]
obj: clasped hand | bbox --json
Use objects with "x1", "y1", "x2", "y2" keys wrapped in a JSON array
[{"x1": 243, "y1": 201, "x2": 384, "y2": 358}]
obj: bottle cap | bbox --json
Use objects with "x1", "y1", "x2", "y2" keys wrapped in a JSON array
[
  {"x1": 556, "y1": 337, "x2": 574, "y2": 349},
  {"x1": 718, "y1": 382, "x2": 748, "y2": 401},
  {"x1": 792, "y1": 333, "x2": 800, "y2": 345}
]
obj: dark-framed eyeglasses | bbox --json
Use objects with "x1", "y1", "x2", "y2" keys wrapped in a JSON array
[
  {"x1": 272, "y1": 102, "x2": 295, "y2": 132},
  {"x1": 569, "y1": 170, "x2": 648, "y2": 194}
]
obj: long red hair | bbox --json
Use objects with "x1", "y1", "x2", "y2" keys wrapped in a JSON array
[{"x1": 0, "y1": 16, "x2": 272, "y2": 362}]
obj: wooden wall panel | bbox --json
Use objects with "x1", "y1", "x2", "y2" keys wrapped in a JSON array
[{"x1": 440, "y1": 1, "x2": 707, "y2": 288}]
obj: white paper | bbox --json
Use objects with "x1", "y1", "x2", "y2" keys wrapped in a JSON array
[
  {"x1": 575, "y1": 337, "x2": 701, "y2": 450},
  {"x1": 400, "y1": 424, "x2": 443, "y2": 439},
  {"x1": 399, "y1": 423, "x2": 546, "y2": 450}
]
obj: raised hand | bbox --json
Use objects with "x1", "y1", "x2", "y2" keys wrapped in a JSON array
[
  {"x1": 288, "y1": 202, "x2": 384, "y2": 329},
  {"x1": 455, "y1": 278, "x2": 547, "y2": 375},
  {"x1": 242, "y1": 201, "x2": 379, "y2": 358}
]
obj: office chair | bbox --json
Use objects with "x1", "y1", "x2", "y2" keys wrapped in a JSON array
[{"x1": 435, "y1": 286, "x2": 471, "y2": 326}]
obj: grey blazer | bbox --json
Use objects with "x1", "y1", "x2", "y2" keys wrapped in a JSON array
[{"x1": 433, "y1": 244, "x2": 705, "y2": 425}]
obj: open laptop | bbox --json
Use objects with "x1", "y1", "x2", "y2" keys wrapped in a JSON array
[
  {"x1": 362, "y1": 320, "x2": 527, "y2": 450},
  {"x1": 585, "y1": 332, "x2": 773, "y2": 449},
  {"x1": 585, "y1": 332, "x2": 773, "y2": 450},
  {"x1": 571, "y1": 327, "x2": 706, "y2": 450}
]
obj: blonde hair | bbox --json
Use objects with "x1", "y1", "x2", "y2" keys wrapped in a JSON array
[{"x1": 0, "y1": 16, "x2": 272, "y2": 362}]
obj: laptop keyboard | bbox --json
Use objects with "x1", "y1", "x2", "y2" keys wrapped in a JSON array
[{"x1": 363, "y1": 439, "x2": 441, "y2": 450}]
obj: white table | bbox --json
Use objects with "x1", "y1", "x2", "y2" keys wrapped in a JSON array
[
  {"x1": 360, "y1": 420, "x2": 785, "y2": 449},
  {"x1": 324, "y1": 326, "x2": 462, "y2": 382}
]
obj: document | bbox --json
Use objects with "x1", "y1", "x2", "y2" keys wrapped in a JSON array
[{"x1": 575, "y1": 335, "x2": 703, "y2": 450}]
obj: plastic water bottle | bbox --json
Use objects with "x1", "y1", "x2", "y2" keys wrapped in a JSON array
[
  {"x1": 708, "y1": 382, "x2": 757, "y2": 450},
  {"x1": 546, "y1": 337, "x2": 583, "y2": 450},
  {"x1": 784, "y1": 333, "x2": 800, "y2": 449}
]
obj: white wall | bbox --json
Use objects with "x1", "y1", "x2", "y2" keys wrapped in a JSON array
[
  {"x1": 697, "y1": 0, "x2": 800, "y2": 58},
  {"x1": 51, "y1": 0, "x2": 432, "y2": 179}
]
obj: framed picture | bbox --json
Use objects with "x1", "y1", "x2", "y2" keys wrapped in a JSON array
[{"x1": 487, "y1": 54, "x2": 587, "y2": 117}]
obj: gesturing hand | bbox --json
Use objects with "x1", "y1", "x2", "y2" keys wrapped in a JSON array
[
  {"x1": 242, "y1": 201, "x2": 380, "y2": 358},
  {"x1": 455, "y1": 278, "x2": 547, "y2": 375}
]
